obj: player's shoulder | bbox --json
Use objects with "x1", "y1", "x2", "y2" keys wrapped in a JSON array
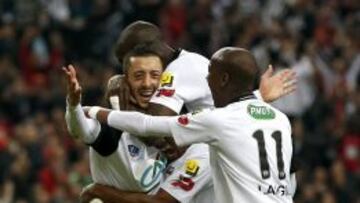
[
  {"x1": 167, "y1": 49, "x2": 209, "y2": 71},
  {"x1": 232, "y1": 99, "x2": 290, "y2": 123},
  {"x1": 260, "y1": 101, "x2": 290, "y2": 123}
]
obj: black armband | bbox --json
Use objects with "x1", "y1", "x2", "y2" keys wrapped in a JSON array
[{"x1": 89, "y1": 124, "x2": 122, "y2": 156}]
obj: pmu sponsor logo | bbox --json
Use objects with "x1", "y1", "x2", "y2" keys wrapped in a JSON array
[
  {"x1": 258, "y1": 184, "x2": 289, "y2": 196},
  {"x1": 247, "y1": 104, "x2": 276, "y2": 120}
]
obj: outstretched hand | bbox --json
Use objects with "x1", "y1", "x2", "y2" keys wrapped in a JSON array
[
  {"x1": 62, "y1": 64, "x2": 82, "y2": 106},
  {"x1": 259, "y1": 65, "x2": 297, "y2": 103}
]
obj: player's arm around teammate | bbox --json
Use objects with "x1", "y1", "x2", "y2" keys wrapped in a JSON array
[{"x1": 80, "y1": 184, "x2": 178, "y2": 203}]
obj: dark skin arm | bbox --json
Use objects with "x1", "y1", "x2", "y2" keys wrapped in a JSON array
[
  {"x1": 80, "y1": 183, "x2": 179, "y2": 203},
  {"x1": 147, "y1": 103, "x2": 177, "y2": 116}
]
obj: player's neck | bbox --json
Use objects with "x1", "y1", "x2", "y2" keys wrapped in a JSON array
[{"x1": 229, "y1": 91, "x2": 256, "y2": 103}]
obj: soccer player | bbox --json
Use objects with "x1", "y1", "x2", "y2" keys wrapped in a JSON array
[
  {"x1": 65, "y1": 45, "x2": 214, "y2": 203},
  {"x1": 85, "y1": 47, "x2": 295, "y2": 203},
  {"x1": 112, "y1": 21, "x2": 296, "y2": 117},
  {"x1": 67, "y1": 20, "x2": 296, "y2": 202},
  {"x1": 67, "y1": 44, "x2": 290, "y2": 203},
  {"x1": 64, "y1": 45, "x2": 168, "y2": 193}
]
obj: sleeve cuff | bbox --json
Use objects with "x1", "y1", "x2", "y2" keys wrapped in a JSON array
[{"x1": 66, "y1": 99, "x2": 82, "y2": 112}]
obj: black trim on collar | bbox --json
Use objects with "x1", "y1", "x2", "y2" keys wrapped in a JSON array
[
  {"x1": 233, "y1": 92, "x2": 257, "y2": 103},
  {"x1": 171, "y1": 48, "x2": 182, "y2": 61}
]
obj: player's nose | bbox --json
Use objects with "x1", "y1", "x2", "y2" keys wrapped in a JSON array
[{"x1": 142, "y1": 75, "x2": 152, "y2": 87}]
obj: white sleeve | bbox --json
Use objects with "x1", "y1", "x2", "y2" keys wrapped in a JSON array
[
  {"x1": 107, "y1": 111, "x2": 175, "y2": 137},
  {"x1": 106, "y1": 109, "x2": 219, "y2": 146},
  {"x1": 65, "y1": 103, "x2": 101, "y2": 144},
  {"x1": 150, "y1": 59, "x2": 209, "y2": 114},
  {"x1": 161, "y1": 145, "x2": 212, "y2": 202},
  {"x1": 168, "y1": 110, "x2": 219, "y2": 146}
]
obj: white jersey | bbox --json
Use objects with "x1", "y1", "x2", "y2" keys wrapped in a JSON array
[
  {"x1": 169, "y1": 97, "x2": 293, "y2": 203},
  {"x1": 89, "y1": 132, "x2": 166, "y2": 192},
  {"x1": 160, "y1": 144, "x2": 214, "y2": 203},
  {"x1": 91, "y1": 95, "x2": 214, "y2": 202},
  {"x1": 85, "y1": 94, "x2": 166, "y2": 193},
  {"x1": 150, "y1": 50, "x2": 214, "y2": 113}
]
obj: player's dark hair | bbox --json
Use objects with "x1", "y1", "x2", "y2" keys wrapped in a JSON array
[
  {"x1": 114, "y1": 21, "x2": 163, "y2": 63},
  {"x1": 122, "y1": 42, "x2": 164, "y2": 73}
]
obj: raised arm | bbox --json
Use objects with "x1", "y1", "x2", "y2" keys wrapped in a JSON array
[
  {"x1": 258, "y1": 65, "x2": 296, "y2": 102},
  {"x1": 63, "y1": 65, "x2": 101, "y2": 144}
]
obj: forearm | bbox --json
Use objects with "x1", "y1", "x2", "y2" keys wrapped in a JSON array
[
  {"x1": 65, "y1": 102, "x2": 101, "y2": 144},
  {"x1": 89, "y1": 107, "x2": 173, "y2": 138}
]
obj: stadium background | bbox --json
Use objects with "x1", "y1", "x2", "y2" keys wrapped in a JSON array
[{"x1": 0, "y1": 0, "x2": 359, "y2": 202}]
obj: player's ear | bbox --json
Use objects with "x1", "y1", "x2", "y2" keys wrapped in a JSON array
[{"x1": 220, "y1": 72, "x2": 230, "y2": 87}]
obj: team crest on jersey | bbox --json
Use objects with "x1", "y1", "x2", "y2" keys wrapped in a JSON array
[
  {"x1": 128, "y1": 145, "x2": 140, "y2": 157},
  {"x1": 185, "y1": 160, "x2": 200, "y2": 176},
  {"x1": 178, "y1": 115, "x2": 189, "y2": 125},
  {"x1": 160, "y1": 72, "x2": 174, "y2": 87}
]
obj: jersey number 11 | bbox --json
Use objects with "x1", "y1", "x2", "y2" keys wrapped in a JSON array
[{"x1": 252, "y1": 130, "x2": 286, "y2": 180}]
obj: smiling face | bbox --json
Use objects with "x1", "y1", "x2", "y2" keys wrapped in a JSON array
[{"x1": 126, "y1": 55, "x2": 163, "y2": 108}]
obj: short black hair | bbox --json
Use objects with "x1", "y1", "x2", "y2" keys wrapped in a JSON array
[
  {"x1": 122, "y1": 42, "x2": 164, "y2": 73},
  {"x1": 114, "y1": 21, "x2": 162, "y2": 63}
]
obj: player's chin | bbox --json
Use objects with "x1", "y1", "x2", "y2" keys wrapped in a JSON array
[{"x1": 137, "y1": 97, "x2": 151, "y2": 108}]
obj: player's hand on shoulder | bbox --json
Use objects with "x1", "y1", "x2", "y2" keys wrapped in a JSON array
[
  {"x1": 106, "y1": 74, "x2": 143, "y2": 112},
  {"x1": 62, "y1": 64, "x2": 82, "y2": 106},
  {"x1": 259, "y1": 65, "x2": 297, "y2": 102}
]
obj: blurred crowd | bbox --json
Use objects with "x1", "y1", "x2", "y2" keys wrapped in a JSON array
[{"x1": 0, "y1": 0, "x2": 358, "y2": 202}]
